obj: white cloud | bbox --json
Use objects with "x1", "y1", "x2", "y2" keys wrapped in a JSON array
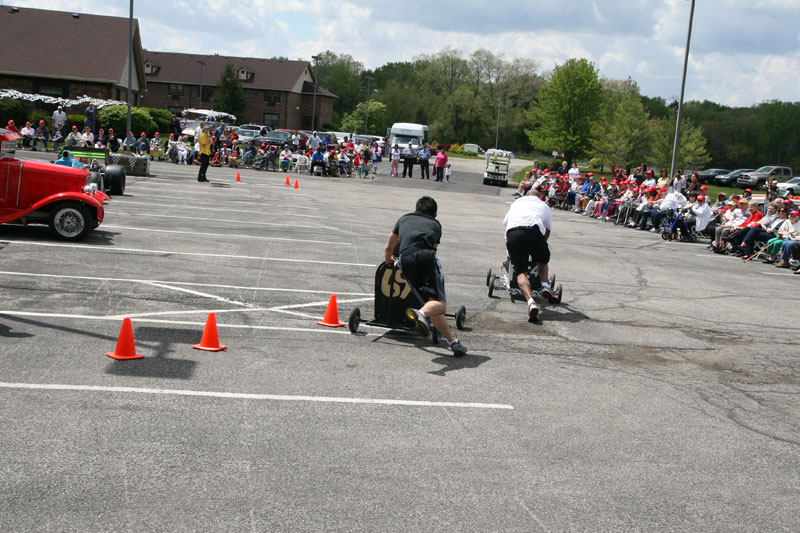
[{"x1": 8, "y1": 0, "x2": 800, "y2": 106}]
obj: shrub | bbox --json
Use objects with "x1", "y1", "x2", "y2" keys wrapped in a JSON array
[
  {"x1": 590, "y1": 157, "x2": 602, "y2": 169},
  {"x1": 65, "y1": 113, "x2": 85, "y2": 132},
  {"x1": 0, "y1": 99, "x2": 27, "y2": 127},
  {"x1": 144, "y1": 107, "x2": 171, "y2": 135},
  {"x1": 98, "y1": 105, "x2": 156, "y2": 136},
  {"x1": 28, "y1": 110, "x2": 50, "y2": 127}
]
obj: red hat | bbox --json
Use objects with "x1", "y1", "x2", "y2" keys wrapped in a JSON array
[
  {"x1": 698, "y1": 195, "x2": 706, "y2": 201},
  {"x1": 700, "y1": 185, "x2": 708, "y2": 190},
  {"x1": 633, "y1": 187, "x2": 639, "y2": 192},
  {"x1": 39, "y1": 119, "x2": 45, "y2": 124},
  {"x1": 155, "y1": 132, "x2": 160, "y2": 135},
  {"x1": 659, "y1": 187, "x2": 667, "y2": 192},
  {"x1": 785, "y1": 199, "x2": 794, "y2": 205},
  {"x1": 612, "y1": 180, "x2": 618, "y2": 185},
  {"x1": 140, "y1": 131, "x2": 146, "y2": 135},
  {"x1": 646, "y1": 170, "x2": 654, "y2": 175},
  {"x1": 25, "y1": 121, "x2": 31, "y2": 125},
  {"x1": 169, "y1": 133, "x2": 174, "y2": 137},
  {"x1": 790, "y1": 210, "x2": 800, "y2": 216},
  {"x1": 745, "y1": 188, "x2": 752, "y2": 193},
  {"x1": 731, "y1": 195, "x2": 740, "y2": 201},
  {"x1": 261, "y1": 143, "x2": 266, "y2": 147},
  {"x1": 587, "y1": 172, "x2": 594, "y2": 177},
  {"x1": 72, "y1": 125, "x2": 78, "y2": 129},
  {"x1": 7, "y1": 120, "x2": 14, "y2": 124}
]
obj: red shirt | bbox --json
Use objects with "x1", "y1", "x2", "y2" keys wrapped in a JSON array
[{"x1": 739, "y1": 211, "x2": 764, "y2": 228}]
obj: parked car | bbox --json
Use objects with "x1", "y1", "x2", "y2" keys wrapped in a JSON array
[
  {"x1": 737, "y1": 166, "x2": 794, "y2": 189},
  {"x1": 697, "y1": 168, "x2": 731, "y2": 184},
  {"x1": 0, "y1": 149, "x2": 106, "y2": 240},
  {"x1": 715, "y1": 168, "x2": 754, "y2": 186},
  {"x1": 777, "y1": 177, "x2": 800, "y2": 196},
  {"x1": 255, "y1": 130, "x2": 293, "y2": 147}
]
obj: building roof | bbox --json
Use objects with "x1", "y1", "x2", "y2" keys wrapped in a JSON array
[
  {"x1": 0, "y1": 6, "x2": 145, "y2": 89},
  {"x1": 143, "y1": 51, "x2": 335, "y2": 97}
]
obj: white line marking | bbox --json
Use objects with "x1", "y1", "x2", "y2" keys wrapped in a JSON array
[
  {"x1": 113, "y1": 200, "x2": 326, "y2": 218},
  {"x1": 142, "y1": 281, "x2": 253, "y2": 308},
  {"x1": 0, "y1": 382, "x2": 514, "y2": 410},
  {"x1": 760, "y1": 271, "x2": 797, "y2": 276},
  {"x1": 106, "y1": 212, "x2": 335, "y2": 230},
  {"x1": 0, "y1": 241, "x2": 374, "y2": 267},
  {"x1": 101, "y1": 225, "x2": 352, "y2": 246},
  {"x1": 0, "y1": 271, "x2": 371, "y2": 296}
]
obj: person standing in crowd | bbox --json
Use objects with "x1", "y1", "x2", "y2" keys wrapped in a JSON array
[
  {"x1": 197, "y1": 126, "x2": 212, "y2": 182},
  {"x1": 445, "y1": 163, "x2": 452, "y2": 183},
  {"x1": 84, "y1": 103, "x2": 96, "y2": 134},
  {"x1": 402, "y1": 142, "x2": 416, "y2": 178},
  {"x1": 390, "y1": 143, "x2": 400, "y2": 177},
  {"x1": 51, "y1": 105, "x2": 66, "y2": 132},
  {"x1": 418, "y1": 145, "x2": 431, "y2": 179},
  {"x1": 434, "y1": 148, "x2": 448, "y2": 182}
]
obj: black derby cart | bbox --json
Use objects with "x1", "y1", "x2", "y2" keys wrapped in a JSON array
[
  {"x1": 348, "y1": 262, "x2": 467, "y2": 344},
  {"x1": 487, "y1": 260, "x2": 563, "y2": 303}
]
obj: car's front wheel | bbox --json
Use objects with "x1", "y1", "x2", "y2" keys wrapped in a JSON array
[{"x1": 48, "y1": 202, "x2": 92, "y2": 241}]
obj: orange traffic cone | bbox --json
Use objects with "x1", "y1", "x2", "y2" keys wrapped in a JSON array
[
  {"x1": 105, "y1": 318, "x2": 145, "y2": 360},
  {"x1": 192, "y1": 313, "x2": 228, "y2": 351},
  {"x1": 284, "y1": 176, "x2": 291, "y2": 186},
  {"x1": 235, "y1": 171, "x2": 241, "y2": 182},
  {"x1": 316, "y1": 295, "x2": 345, "y2": 327},
  {"x1": 293, "y1": 179, "x2": 300, "y2": 189}
]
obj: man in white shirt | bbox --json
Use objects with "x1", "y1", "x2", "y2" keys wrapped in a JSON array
[
  {"x1": 20, "y1": 121, "x2": 35, "y2": 148},
  {"x1": 51, "y1": 106, "x2": 66, "y2": 130},
  {"x1": 503, "y1": 190, "x2": 556, "y2": 322},
  {"x1": 308, "y1": 131, "x2": 321, "y2": 150},
  {"x1": 642, "y1": 170, "x2": 656, "y2": 189},
  {"x1": 690, "y1": 195, "x2": 713, "y2": 233},
  {"x1": 567, "y1": 163, "x2": 580, "y2": 182},
  {"x1": 649, "y1": 190, "x2": 687, "y2": 231}
]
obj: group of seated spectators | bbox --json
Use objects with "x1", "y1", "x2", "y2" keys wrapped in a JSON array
[{"x1": 515, "y1": 161, "x2": 800, "y2": 275}]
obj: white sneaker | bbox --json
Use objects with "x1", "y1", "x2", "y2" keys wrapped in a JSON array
[{"x1": 528, "y1": 303, "x2": 540, "y2": 322}]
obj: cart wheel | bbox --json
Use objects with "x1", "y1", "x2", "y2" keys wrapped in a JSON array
[
  {"x1": 679, "y1": 232, "x2": 687, "y2": 241},
  {"x1": 348, "y1": 308, "x2": 361, "y2": 334},
  {"x1": 488, "y1": 275, "x2": 497, "y2": 297},
  {"x1": 556, "y1": 284, "x2": 563, "y2": 304},
  {"x1": 455, "y1": 306, "x2": 467, "y2": 330},
  {"x1": 549, "y1": 274, "x2": 556, "y2": 287},
  {"x1": 431, "y1": 328, "x2": 440, "y2": 345},
  {"x1": 661, "y1": 231, "x2": 669, "y2": 240},
  {"x1": 688, "y1": 233, "x2": 697, "y2": 243},
  {"x1": 486, "y1": 268, "x2": 492, "y2": 287}
]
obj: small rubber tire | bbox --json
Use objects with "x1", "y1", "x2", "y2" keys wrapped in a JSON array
[
  {"x1": 104, "y1": 165, "x2": 126, "y2": 196},
  {"x1": 348, "y1": 308, "x2": 361, "y2": 334},
  {"x1": 48, "y1": 201, "x2": 92, "y2": 241},
  {"x1": 488, "y1": 276, "x2": 496, "y2": 297},
  {"x1": 549, "y1": 274, "x2": 556, "y2": 287},
  {"x1": 486, "y1": 268, "x2": 492, "y2": 287},
  {"x1": 556, "y1": 284, "x2": 563, "y2": 304},
  {"x1": 86, "y1": 171, "x2": 102, "y2": 188},
  {"x1": 687, "y1": 233, "x2": 697, "y2": 243},
  {"x1": 455, "y1": 306, "x2": 467, "y2": 330},
  {"x1": 661, "y1": 231, "x2": 669, "y2": 240}
]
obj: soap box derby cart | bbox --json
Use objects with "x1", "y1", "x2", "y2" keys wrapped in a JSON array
[{"x1": 0, "y1": 130, "x2": 112, "y2": 241}]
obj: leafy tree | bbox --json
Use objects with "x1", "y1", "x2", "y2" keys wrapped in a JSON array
[
  {"x1": 97, "y1": 105, "x2": 156, "y2": 135},
  {"x1": 591, "y1": 79, "x2": 650, "y2": 169},
  {"x1": 647, "y1": 116, "x2": 710, "y2": 170},
  {"x1": 0, "y1": 98, "x2": 27, "y2": 127},
  {"x1": 526, "y1": 58, "x2": 603, "y2": 163},
  {"x1": 211, "y1": 63, "x2": 246, "y2": 120},
  {"x1": 313, "y1": 51, "x2": 365, "y2": 122},
  {"x1": 340, "y1": 101, "x2": 388, "y2": 135}
]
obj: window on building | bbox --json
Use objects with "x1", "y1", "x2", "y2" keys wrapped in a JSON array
[
  {"x1": 264, "y1": 90, "x2": 280, "y2": 106},
  {"x1": 39, "y1": 85, "x2": 64, "y2": 97},
  {"x1": 168, "y1": 84, "x2": 184, "y2": 98},
  {"x1": 168, "y1": 106, "x2": 183, "y2": 115},
  {"x1": 238, "y1": 68, "x2": 248, "y2": 81},
  {"x1": 263, "y1": 113, "x2": 279, "y2": 129},
  {"x1": 201, "y1": 86, "x2": 213, "y2": 102},
  {"x1": 144, "y1": 62, "x2": 153, "y2": 74}
]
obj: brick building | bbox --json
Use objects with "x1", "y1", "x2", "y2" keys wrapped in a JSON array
[
  {"x1": 143, "y1": 51, "x2": 335, "y2": 130},
  {"x1": 0, "y1": 6, "x2": 145, "y2": 104}
]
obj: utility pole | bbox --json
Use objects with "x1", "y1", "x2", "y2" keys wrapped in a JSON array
[
  {"x1": 126, "y1": 0, "x2": 133, "y2": 137},
  {"x1": 197, "y1": 60, "x2": 206, "y2": 106},
  {"x1": 364, "y1": 75, "x2": 373, "y2": 135},
  {"x1": 311, "y1": 55, "x2": 322, "y2": 131},
  {"x1": 669, "y1": 0, "x2": 696, "y2": 181},
  {"x1": 495, "y1": 100, "x2": 502, "y2": 148}
]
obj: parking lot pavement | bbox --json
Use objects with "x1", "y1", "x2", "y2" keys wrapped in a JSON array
[{"x1": 1, "y1": 162, "x2": 799, "y2": 531}]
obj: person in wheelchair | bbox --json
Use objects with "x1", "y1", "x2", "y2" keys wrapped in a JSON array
[
  {"x1": 648, "y1": 188, "x2": 687, "y2": 232},
  {"x1": 384, "y1": 196, "x2": 467, "y2": 356},
  {"x1": 503, "y1": 188, "x2": 555, "y2": 322}
]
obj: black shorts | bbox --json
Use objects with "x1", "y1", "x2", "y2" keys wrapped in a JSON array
[
  {"x1": 506, "y1": 227, "x2": 550, "y2": 276},
  {"x1": 399, "y1": 248, "x2": 446, "y2": 303}
]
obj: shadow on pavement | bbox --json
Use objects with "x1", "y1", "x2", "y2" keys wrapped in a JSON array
[
  {"x1": 0, "y1": 321, "x2": 34, "y2": 338},
  {"x1": 104, "y1": 326, "x2": 201, "y2": 380}
]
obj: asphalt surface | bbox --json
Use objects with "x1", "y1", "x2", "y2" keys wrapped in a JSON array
[{"x1": 1, "y1": 158, "x2": 798, "y2": 531}]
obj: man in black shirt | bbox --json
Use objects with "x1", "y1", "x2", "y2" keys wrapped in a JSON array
[{"x1": 384, "y1": 196, "x2": 467, "y2": 357}]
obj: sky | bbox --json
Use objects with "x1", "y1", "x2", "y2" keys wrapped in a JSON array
[{"x1": 7, "y1": 0, "x2": 800, "y2": 107}]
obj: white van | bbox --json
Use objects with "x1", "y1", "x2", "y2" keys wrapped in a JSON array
[{"x1": 386, "y1": 123, "x2": 429, "y2": 161}]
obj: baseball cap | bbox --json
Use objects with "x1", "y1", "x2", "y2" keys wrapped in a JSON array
[
  {"x1": 698, "y1": 195, "x2": 706, "y2": 201},
  {"x1": 700, "y1": 185, "x2": 708, "y2": 190},
  {"x1": 790, "y1": 210, "x2": 800, "y2": 216}
]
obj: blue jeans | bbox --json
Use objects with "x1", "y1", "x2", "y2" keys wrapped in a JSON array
[
  {"x1": 740, "y1": 227, "x2": 772, "y2": 255},
  {"x1": 420, "y1": 159, "x2": 430, "y2": 179}
]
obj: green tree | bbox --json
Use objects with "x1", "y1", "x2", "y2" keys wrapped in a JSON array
[
  {"x1": 648, "y1": 116, "x2": 710, "y2": 170},
  {"x1": 591, "y1": 79, "x2": 650, "y2": 169},
  {"x1": 340, "y1": 101, "x2": 388, "y2": 135},
  {"x1": 211, "y1": 63, "x2": 246, "y2": 120},
  {"x1": 526, "y1": 58, "x2": 603, "y2": 163},
  {"x1": 97, "y1": 105, "x2": 156, "y2": 135},
  {"x1": 313, "y1": 51, "x2": 365, "y2": 123}
]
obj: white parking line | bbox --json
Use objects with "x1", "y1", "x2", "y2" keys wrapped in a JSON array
[
  {"x1": 100, "y1": 225, "x2": 352, "y2": 246},
  {"x1": 105, "y1": 212, "x2": 336, "y2": 230},
  {"x1": 0, "y1": 241, "x2": 374, "y2": 267},
  {"x1": 114, "y1": 200, "x2": 327, "y2": 218},
  {"x1": 0, "y1": 271, "x2": 371, "y2": 296},
  {"x1": 0, "y1": 382, "x2": 515, "y2": 410},
  {"x1": 141, "y1": 281, "x2": 253, "y2": 308}
]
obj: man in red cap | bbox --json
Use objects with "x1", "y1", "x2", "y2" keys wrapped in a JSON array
[
  {"x1": 150, "y1": 132, "x2": 164, "y2": 161},
  {"x1": 33, "y1": 120, "x2": 50, "y2": 151},
  {"x1": 20, "y1": 121, "x2": 34, "y2": 149},
  {"x1": 6, "y1": 119, "x2": 18, "y2": 133},
  {"x1": 66, "y1": 125, "x2": 82, "y2": 147}
]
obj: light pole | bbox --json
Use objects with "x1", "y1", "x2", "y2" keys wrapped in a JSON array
[
  {"x1": 495, "y1": 100, "x2": 502, "y2": 148},
  {"x1": 126, "y1": 0, "x2": 133, "y2": 138},
  {"x1": 669, "y1": 0, "x2": 696, "y2": 182},
  {"x1": 364, "y1": 75, "x2": 373, "y2": 135},
  {"x1": 311, "y1": 54, "x2": 322, "y2": 131},
  {"x1": 197, "y1": 60, "x2": 206, "y2": 107}
]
